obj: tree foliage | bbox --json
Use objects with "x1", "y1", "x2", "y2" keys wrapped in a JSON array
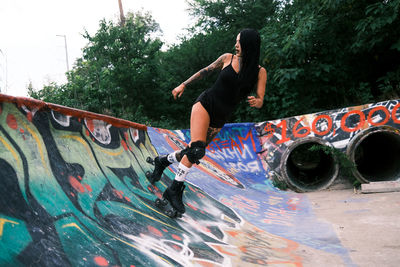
[
  {"x1": 187, "y1": 0, "x2": 277, "y2": 33},
  {"x1": 30, "y1": 11, "x2": 165, "y2": 125},
  {"x1": 29, "y1": 0, "x2": 400, "y2": 128},
  {"x1": 262, "y1": 0, "x2": 400, "y2": 118}
]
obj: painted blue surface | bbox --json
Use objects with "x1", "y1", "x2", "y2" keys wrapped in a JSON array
[{"x1": 147, "y1": 123, "x2": 354, "y2": 265}]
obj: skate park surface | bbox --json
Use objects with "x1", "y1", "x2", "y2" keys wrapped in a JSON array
[{"x1": 1, "y1": 94, "x2": 400, "y2": 266}]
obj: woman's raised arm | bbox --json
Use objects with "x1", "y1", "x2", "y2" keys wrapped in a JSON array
[{"x1": 172, "y1": 53, "x2": 229, "y2": 100}]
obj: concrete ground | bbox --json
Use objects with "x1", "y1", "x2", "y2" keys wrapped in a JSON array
[{"x1": 305, "y1": 189, "x2": 400, "y2": 267}]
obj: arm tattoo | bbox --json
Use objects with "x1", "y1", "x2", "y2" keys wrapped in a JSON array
[{"x1": 183, "y1": 55, "x2": 226, "y2": 87}]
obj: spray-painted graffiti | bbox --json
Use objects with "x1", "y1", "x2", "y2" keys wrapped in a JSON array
[
  {"x1": 178, "y1": 124, "x2": 264, "y2": 184},
  {"x1": 259, "y1": 100, "x2": 400, "y2": 146},
  {"x1": 148, "y1": 121, "x2": 352, "y2": 264},
  {"x1": 0, "y1": 100, "x2": 309, "y2": 266},
  {"x1": 256, "y1": 99, "x2": 400, "y2": 182}
]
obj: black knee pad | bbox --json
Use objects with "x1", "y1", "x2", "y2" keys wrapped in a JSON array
[{"x1": 186, "y1": 141, "x2": 206, "y2": 164}]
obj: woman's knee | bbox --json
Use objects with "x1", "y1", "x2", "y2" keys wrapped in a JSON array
[{"x1": 181, "y1": 141, "x2": 207, "y2": 165}]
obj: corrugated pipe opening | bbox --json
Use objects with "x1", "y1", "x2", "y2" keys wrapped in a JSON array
[
  {"x1": 280, "y1": 137, "x2": 339, "y2": 192},
  {"x1": 347, "y1": 126, "x2": 400, "y2": 183}
]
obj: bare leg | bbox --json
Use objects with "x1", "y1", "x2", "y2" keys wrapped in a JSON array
[
  {"x1": 161, "y1": 102, "x2": 212, "y2": 215},
  {"x1": 180, "y1": 102, "x2": 210, "y2": 168},
  {"x1": 169, "y1": 126, "x2": 220, "y2": 164}
]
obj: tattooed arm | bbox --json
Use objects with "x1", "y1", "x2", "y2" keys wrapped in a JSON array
[
  {"x1": 172, "y1": 53, "x2": 229, "y2": 100},
  {"x1": 183, "y1": 53, "x2": 227, "y2": 86}
]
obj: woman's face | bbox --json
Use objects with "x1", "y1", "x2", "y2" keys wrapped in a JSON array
[{"x1": 235, "y1": 33, "x2": 242, "y2": 57}]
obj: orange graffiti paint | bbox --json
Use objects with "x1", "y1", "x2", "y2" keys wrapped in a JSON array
[
  {"x1": 367, "y1": 106, "x2": 390, "y2": 126},
  {"x1": 187, "y1": 203, "x2": 198, "y2": 211},
  {"x1": 26, "y1": 112, "x2": 33, "y2": 122},
  {"x1": 213, "y1": 245, "x2": 237, "y2": 256},
  {"x1": 112, "y1": 189, "x2": 123, "y2": 199},
  {"x1": 86, "y1": 119, "x2": 95, "y2": 133},
  {"x1": 239, "y1": 246, "x2": 247, "y2": 252},
  {"x1": 393, "y1": 103, "x2": 400, "y2": 123},
  {"x1": 121, "y1": 139, "x2": 128, "y2": 151},
  {"x1": 93, "y1": 256, "x2": 109, "y2": 266},
  {"x1": 172, "y1": 244, "x2": 182, "y2": 251},
  {"x1": 147, "y1": 226, "x2": 163, "y2": 237},
  {"x1": 195, "y1": 261, "x2": 215, "y2": 267},
  {"x1": 171, "y1": 234, "x2": 182, "y2": 241},
  {"x1": 6, "y1": 114, "x2": 18, "y2": 130},
  {"x1": 312, "y1": 114, "x2": 332, "y2": 136},
  {"x1": 69, "y1": 176, "x2": 85, "y2": 193},
  {"x1": 84, "y1": 184, "x2": 93, "y2": 193},
  {"x1": 226, "y1": 230, "x2": 239, "y2": 237},
  {"x1": 341, "y1": 110, "x2": 365, "y2": 132}
]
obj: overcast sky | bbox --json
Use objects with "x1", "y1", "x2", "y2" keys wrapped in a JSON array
[{"x1": 0, "y1": 0, "x2": 192, "y2": 97}]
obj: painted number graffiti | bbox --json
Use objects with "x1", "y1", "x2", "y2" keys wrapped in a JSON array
[{"x1": 265, "y1": 103, "x2": 400, "y2": 145}]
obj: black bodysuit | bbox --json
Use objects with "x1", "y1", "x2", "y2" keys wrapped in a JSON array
[{"x1": 195, "y1": 55, "x2": 241, "y2": 128}]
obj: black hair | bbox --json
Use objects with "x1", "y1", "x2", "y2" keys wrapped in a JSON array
[{"x1": 238, "y1": 28, "x2": 261, "y2": 98}]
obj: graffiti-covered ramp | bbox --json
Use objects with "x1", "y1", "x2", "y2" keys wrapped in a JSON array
[{"x1": 0, "y1": 94, "x2": 352, "y2": 266}]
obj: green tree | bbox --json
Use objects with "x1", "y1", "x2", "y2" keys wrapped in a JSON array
[
  {"x1": 261, "y1": 0, "x2": 400, "y2": 120},
  {"x1": 30, "y1": 1, "x2": 400, "y2": 129},
  {"x1": 30, "y1": 11, "x2": 164, "y2": 125},
  {"x1": 188, "y1": 0, "x2": 277, "y2": 33}
]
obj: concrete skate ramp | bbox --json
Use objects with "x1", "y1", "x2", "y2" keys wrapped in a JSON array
[{"x1": 1, "y1": 94, "x2": 399, "y2": 266}]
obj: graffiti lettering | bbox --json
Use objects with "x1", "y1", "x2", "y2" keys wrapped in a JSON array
[
  {"x1": 392, "y1": 103, "x2": 400, "y2": 124},
  {"x1": 312, "y1": 114, "x2": 332, "y2": 136},
  {"x1": 269, "y1": 103, "x2": 400, "y2": 144},
  {"x1": 276, "y1": 120, "x2": 290, "y2": 144},
  {"x1": 228, "y1": 161, "x2": 260, "y2": 173},
  {"x1": 367, "y1": 106, "x2": 390, "y2": 126},
  {"x1": 210, "y1": 143, "x2": 255, "y2": 161},
  {"x1": 341, "y1": 110, "x2": 365, "y2": 132}
]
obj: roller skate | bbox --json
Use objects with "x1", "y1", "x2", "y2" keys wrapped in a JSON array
[
  {"x1": 145, "y1": 156, "x2": 171, "y2": 184},
  {"x1": 155, "y1": 180, "x2": 186, "y2": 218}
]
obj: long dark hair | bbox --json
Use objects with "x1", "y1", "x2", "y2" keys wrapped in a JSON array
[{"x1": 238, "y1": 29, "x2": 261, "y2": 98}]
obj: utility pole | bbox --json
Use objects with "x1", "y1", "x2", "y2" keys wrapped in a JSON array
[
  {"x1": 56, "y1": 35, "x2": 75, "y2": 101},
  {"x1": 118, "y1": 0, "x2": 126, "y2": 26},
  {"x1": 56, "y1": 35, "x2": 70, "y2": 72}
]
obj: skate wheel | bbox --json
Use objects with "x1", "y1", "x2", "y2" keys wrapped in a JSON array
[
  {"x1": 155, "y1": 198, "x2": 162, "y2": 206},
  {"x1": 145, "y1": 171, "x2": 151, "y2": 178},
  {"x1": 146, "y1": 157, "x2": 154, "y2": 164},
  {"x1": 155, "y1": 198, "x2": 168, "y2": 207},
  {"x1": 165, "y1": 209, "x2": 177, "y2": 218}
]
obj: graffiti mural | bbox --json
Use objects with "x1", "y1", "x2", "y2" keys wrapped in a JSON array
[
  {"x1": 256, "y1": 100, "x2": 400, "y2": 187},
  {"x1": 0, "y1": 98, "x2": 328, "y2": 266},
  {"x1": 148, "y1": 122, "x2": 353, "y2": 265}
]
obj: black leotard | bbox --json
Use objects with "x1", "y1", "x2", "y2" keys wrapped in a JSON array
[{"x1": 195, "y1": 55, "x2": 241, "y2": 128}]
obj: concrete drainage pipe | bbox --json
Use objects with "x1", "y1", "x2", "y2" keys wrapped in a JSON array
[
  {"x1": 280, "y1": 137, "x2": 339, "y2": 192},
  {"x1": 347, "y1": 126, "x2": 400, "y2": 183}
]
